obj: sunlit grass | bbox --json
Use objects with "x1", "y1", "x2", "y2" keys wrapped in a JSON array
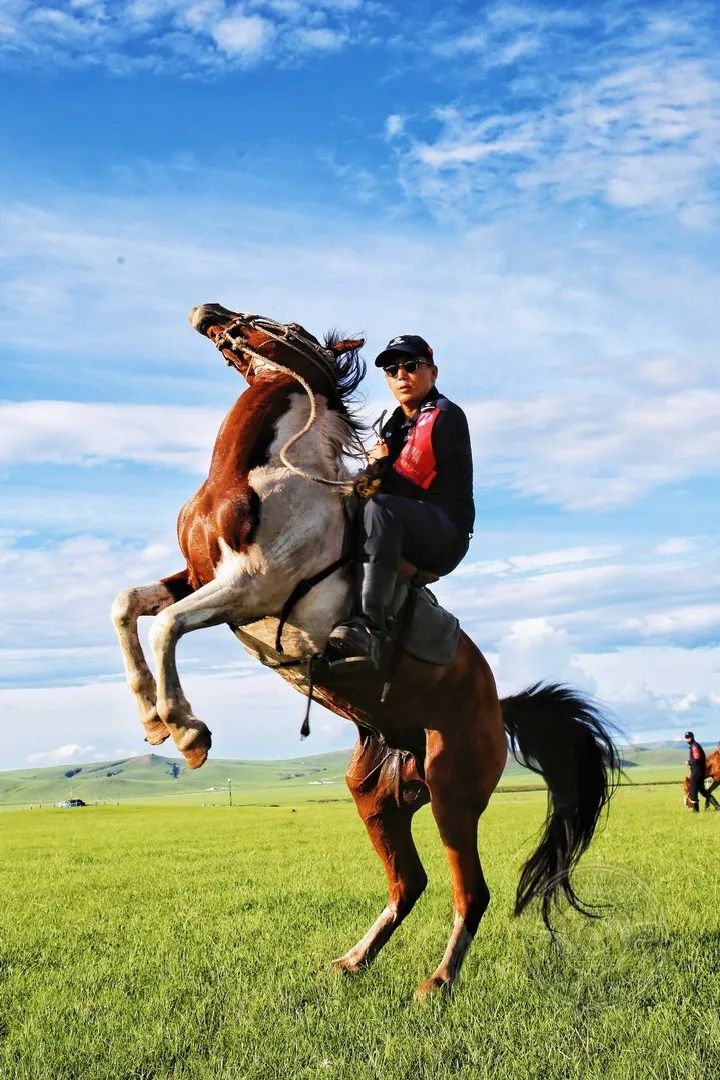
[{"x1": 0, "y1": 786, "x2": 717, "y2": 1078}]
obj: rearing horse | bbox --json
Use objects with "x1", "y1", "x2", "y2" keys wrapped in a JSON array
[{"x1": 113, "y1": 304, "x2": 618, "y2": 998}]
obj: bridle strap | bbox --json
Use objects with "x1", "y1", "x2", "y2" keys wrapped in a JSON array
[
  {"x1": 215, "y1": 313, "x2": 338, "y2": 388},
  {"x1": 214, "y1": 313, "x2": 368, "y2": 487}
]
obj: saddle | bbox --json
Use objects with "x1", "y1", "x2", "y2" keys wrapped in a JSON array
[
  {"x1": 275, "y1": 552, "x2": 461, "y2": 734},
  {"x1": 273, "y1": 513, "x2": 461, "y2": 694},
  {"x1": 389, "y1": 560, "x2": 460, "y2": 667}
]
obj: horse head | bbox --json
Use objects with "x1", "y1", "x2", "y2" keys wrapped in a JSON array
[{"x1": 189, "y1": 303, "x2": 364, "y2": 394}]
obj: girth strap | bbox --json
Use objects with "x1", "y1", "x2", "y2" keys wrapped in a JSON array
[{"x1": 274, "y1": 553, "x2": 352, "y2": 654}]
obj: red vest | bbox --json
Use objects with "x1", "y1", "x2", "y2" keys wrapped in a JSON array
[{"x1": 392, "y1": 407, "x2": 440, "y2": 491}]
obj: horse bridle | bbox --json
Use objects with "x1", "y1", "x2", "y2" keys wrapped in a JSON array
[
  {"x1": 212, "y1": 312, "x2": 368, "y2": 486},
  {"x1": 213, "y1": 313, "x2": 338, "y2": 389}
]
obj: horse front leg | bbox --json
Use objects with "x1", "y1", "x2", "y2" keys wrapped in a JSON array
[
  {"x1": 111, "y1": 571, "x2": 193, "y2": 745},
  {"x1": 147, "y1": 576, "x2": 252, "y2": 769}
]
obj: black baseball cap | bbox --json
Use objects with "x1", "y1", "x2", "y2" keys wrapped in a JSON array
[
  {"x1": 684, "y1": 731, "x2": 694, "y2": 739},
  {"x1": 375, "y1": 334, "x2": 435, "y2": 367}
]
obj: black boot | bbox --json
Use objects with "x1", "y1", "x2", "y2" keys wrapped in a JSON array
[{"x1": 327, "y1": 562, "x2": 397, "y2": 669}]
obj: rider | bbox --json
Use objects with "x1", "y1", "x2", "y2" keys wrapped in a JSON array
[
  {"x1": 684, "y1": 731, "x2": 713, "y2": 812},
  {"x1": 328, "y1": 334, "x2": 474, "y2": 668}
]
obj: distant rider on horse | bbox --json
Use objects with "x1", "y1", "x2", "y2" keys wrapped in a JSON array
[{"x1": 328, "y1": 334, "x2": 474, "y2": 668}]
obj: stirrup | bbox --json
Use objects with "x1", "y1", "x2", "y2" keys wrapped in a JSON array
[{"x1": 326, "y1": 619, "x2": 383, "y2": 670}]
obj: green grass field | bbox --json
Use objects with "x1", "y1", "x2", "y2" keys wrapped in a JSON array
[{"x1": 1, "y1": 785, "x2": 717, "y2": 1079}]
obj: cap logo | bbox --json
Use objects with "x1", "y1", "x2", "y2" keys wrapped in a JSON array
[{"x1": 389, "y1": 337, "x2": 404, "y2": 347}]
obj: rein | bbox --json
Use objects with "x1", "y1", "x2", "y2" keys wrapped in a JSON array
[
  {"x1": 215, "y1": 313, "x2": 368, "y2": 488},
  {"x1": 212, "y1": 312, "x2": 366, "y2": 736}
]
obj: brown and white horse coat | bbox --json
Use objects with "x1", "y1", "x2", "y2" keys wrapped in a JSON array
[{"x1": 113, "y1": 310, "x2": 360, "y2": 766}]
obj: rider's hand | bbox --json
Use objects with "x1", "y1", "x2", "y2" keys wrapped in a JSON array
[
  {"x1": 368, "y1": 440, "x2": 389, "y2": 463},
  {"x1": 353, "y1": 454, "x2": 386, "y2": 499}
]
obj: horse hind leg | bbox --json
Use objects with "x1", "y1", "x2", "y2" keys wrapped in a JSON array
[
  {"x1": 416, "y1": 725, "x2": 504, "y2": 999},
  {"x1": 333, "y1": 740, "x2": 429, "y2": 974},
  {"x1": 708, "y1": 780, "x2": 720, "y2": 809},
  {"x1": 703, "y1": 779, "x2": 720, "y2": 810},
  {"x1": 111, "y1": 571, "x2": 192, "y2": 746},
  {"x1": 416, "y1": 799, "x2": 489, "y2": 999}
]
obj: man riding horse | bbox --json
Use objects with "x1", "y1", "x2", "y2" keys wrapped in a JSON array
[
  {"x1": 328, "y1": 334, "x2": 474, "y2": 669},
  {"x1": 112, "y1": 305, "x2": 618, "y2": 999}
]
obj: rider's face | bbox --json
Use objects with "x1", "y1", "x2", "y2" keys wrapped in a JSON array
[{"x1": 384, "y1": 358, "x2": 438, "y2": 416}]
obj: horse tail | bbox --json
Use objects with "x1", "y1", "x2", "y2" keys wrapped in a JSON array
[{"x1": 500, "y1": 682, "x2": 620, "y2": 929}]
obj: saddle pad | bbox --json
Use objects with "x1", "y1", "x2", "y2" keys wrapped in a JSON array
[{"x1": 390, "y1": 584, "x2": 460, "y2": 666}]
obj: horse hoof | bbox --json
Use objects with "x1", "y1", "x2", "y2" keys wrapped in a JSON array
[
  {"x1": 178, "y1": 727, "x2": 212, "y2": 769},
  {"x1": 330, "y1": 956, "x2": 365, "y2": 977},
  {"x1": 183, "y1": 742, "x2": 211, "y2": 769},
  {"x1": 415, "y1": 975, "x2": 450, "y2": 1001},
  {"x1": 143, "y1": 718, "x2": 170, "y2": 746}
]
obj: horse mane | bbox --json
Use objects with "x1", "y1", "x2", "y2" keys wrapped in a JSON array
[{"x1": 323, "y1": 329, "x2": 368, "y2": 450}]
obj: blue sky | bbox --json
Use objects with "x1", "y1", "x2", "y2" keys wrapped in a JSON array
[{"x1": 1, "y1": 0, "x2": 719, "y2": 769}]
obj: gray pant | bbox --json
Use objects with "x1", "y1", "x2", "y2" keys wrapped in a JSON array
[{"x1": 357, "y1": 493, "x2": 469, "y2": 576}]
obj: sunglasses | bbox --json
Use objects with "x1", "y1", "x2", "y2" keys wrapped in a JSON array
[{"x1": 383, "y1": 359, "x2": 431, "y2": 378}]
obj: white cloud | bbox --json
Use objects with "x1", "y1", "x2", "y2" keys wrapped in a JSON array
[
  {"x1": 454, "y1": 545, "x2": 622, "y2": 577},
  {"x1": 493, "y1": 617, "x2": 593, "y2": 692},
  {"x1": 6, "y1": 668, "x2": 353, "y2": 771},
  {"x1": 3, "y1": 2, "x2": 719, "y2": 769},
  {"x1": 621, "y1": 604, "x2": 720, "y2": 639},
  {"x1": 26, "y1": 743, "x2": 97, "y2": 766},
  {"x1": 293, "y1": 26, "x2": 345, "y2": 50},
  {"x1": 385, "y1": 113, "x2": 404, "y2": 138},
  {"x1": 2, "y1": 192, "x2": 718, "y2": 514},
  {"x1": 0, "y1": 400, "x2": 220, "y2": 472},
  {"x1": 3, "y1": 382, "x2": 718, "y2": 513},
  {"x1": 493, "y1": 32, "x2": 540, "y2": 66},
  {"x1": 1, "y1": 196, "x2": 716, "y2": 400},
  {"x1": 0, "y1": 518, "x2": 716, "y2": 764},
  {"x1": 436, "y1": 535, "x2": 719, "y2": 654},
  {"x1": 672, "y1": 692, "x2": 697, "y2": 712},
  {"x1": 465, "y1": 388, "x2": 720, "y2": 510},
  {"x1": 394, "y1": 8, "x2": 720, "y2": 226},
  {"x1": 494, "y1": 633, "x2": 720, "y2": 744},
  {"x1": 655, "y1": 538, "x2": 696, "y2": 556},
  {"x1": 0, "y1": 0, "x2": 364, "y2": 72},
  {"x1": 212, "y1": 10, "x2": 274, "y2": 56}
]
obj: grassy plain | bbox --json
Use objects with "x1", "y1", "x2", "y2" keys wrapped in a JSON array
[
  {"x1": 0, "y1": 784, "x2": 717, "y2": 1079},
  {"x1": 0, "y1": 747, "x2": 690, "y2": 809}
]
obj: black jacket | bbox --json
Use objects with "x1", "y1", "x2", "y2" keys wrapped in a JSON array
[
  {"x1": 379, "y1": 387, "x2": 475, "y2": 533},
  {"x1": 687, "y1": 741, "x2": 706, "y2": 773}
]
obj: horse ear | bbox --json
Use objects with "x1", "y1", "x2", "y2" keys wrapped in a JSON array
[{"x1": 329, "y1": 338, "x2": 365, "y2": 357}]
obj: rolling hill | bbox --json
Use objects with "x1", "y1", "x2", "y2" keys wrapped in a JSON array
[
  {"x1": 0, "y1": 750, "x2": 355, "y2": 806},
  {"x1": 0, "y1": 743, "x2": 693, "y2": 807}
]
